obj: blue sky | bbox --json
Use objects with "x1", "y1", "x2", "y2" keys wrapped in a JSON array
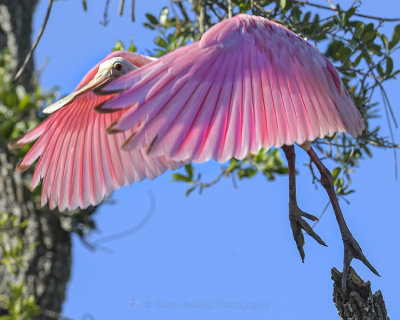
[{"x1": 32, "y1": 1, "x2": 400, "y2": 319}]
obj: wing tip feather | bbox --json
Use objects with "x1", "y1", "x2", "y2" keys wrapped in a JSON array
[
  {"x1": 8, "y1": 137, "x2": 24, "y2": 150},
  {"x1": 15, "y1": 162, "x2": 31, "y2": 173},
  {"x1": 106, "y1": 120, "x2": 123, "y2": 134},
  {"x1": 94, "y1": 101, "x2": 124, "y2": 114}
]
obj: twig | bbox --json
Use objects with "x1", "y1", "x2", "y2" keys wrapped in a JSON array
[
  {"x1": 228, "y1": 0, "x2": 232, "y2": 18},
  {"x1": 95, "y1": 191, "x2": 155, "y2": 244},
  {"x1": 177, "y1": 1, "x2": 190, "y2": 22},
  {"x1": 170, "y1": 0, "x2": 182, "y2": 27},
  {"x1": 379, "y1": 82, "x2": 398, "y2": 179},
  {"x1": 209, "y1": 4, "x2": 224, "y2": 20},
  {"x1": 100, "y1": 0, "x2": 111, "y2": 26},
  {"x1": 311, "y1": 201, "x2": 330, "y2": 228},
  {"x1": 325, "y1": 0, "x2": 335, "y2": 10},
  {"x1": 118, "y1": 0, "x2": 125, "y2": 16},
  {"x1": 131, "y1": 0, "x2": 135, "y2": 22},
  {"x1": 198, "y1": 0, "x2": 206, "y2": 34},
  {"x1": 13, "y1": 0, "x2": 54, "y2": 82},
  {"x1": 191, "y1": 170, "x2": 226, "y2": 190},
  {"x1": 314, "y1": 138, "x2": 400, "y2": 149},
  {"x1": 41, "y1": 308, "x2": 74, "y2": 320},
  {"x1": 294, "y1": 0, "x2": 400, "y2": 22}
]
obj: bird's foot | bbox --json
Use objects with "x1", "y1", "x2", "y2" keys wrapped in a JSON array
[
  {"x1": 341, "y1": 232, "x2": 380, "y2": 293},
  {"x1": 289, "y1": 205, "x2": 327, "y2": 262}
]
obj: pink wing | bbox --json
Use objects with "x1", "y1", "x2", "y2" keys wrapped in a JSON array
[
  {"x1": 98, "y1": 14, "x2": 364, "y2": 163},
  {"x1": 10, "y1": 51, "x2": 182, "y2": 211}
]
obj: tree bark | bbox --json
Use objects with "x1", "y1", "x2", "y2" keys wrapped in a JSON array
[
  {"x1": 0, "y1": 0, "x2": 38, "y2": 90},
  {"x1": 0, "y1": 151, "x2": 72, "y2": 318},
  {"x1": 332, "y1": 267, "x2": 389, "y2": 320},
  {"x1": 0, "y1": 1, "x2": 72, "y2": 318}
]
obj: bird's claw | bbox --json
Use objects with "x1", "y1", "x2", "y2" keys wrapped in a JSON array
[
  {"x1": 289, "y1": 206, "x2": 327, "y2": 262},
  {"x1": 341, "y1": 234, "x2": 380, "y2": 293}
]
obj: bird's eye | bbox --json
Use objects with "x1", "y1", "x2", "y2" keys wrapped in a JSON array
[{"x1": 114, "y1": 63, "x2": 123, "y2": 72}]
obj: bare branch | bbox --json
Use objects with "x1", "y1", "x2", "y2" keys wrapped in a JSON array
[
  {"x1": 177, "y1": 1, "x2": 190, "y2": 22},
  {"x1": 13, "y1": 0, "x2": 54, "y2": 83},
  {"x1": 95, "y1": 191, "x2": 155, "y2": 244},
  {"x1": 118, "y1": 0, "x2": 125, "y2": 16},
  {"x1": 131, "y1": 0, "x2": 135, "y2": 22},
  {"x1": 294, "y1": 0, "x2": 400, "y2": 22},
  {"x1": 228, "y1": 0, "x2": 232, "y2": 18},
  {"x1": 198, "y1": 0, "x2": 206, "y2": 34},
  {"x1": 100, "y1": 0, "x2": 111, "y2": 26}
]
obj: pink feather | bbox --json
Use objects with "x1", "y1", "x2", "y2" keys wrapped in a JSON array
[
  {"x1": 99, "y1": 14, "x2": 364, "y2": 163},
  {"x1": 11, "y1": 51, "x2": 183, "y2": 211}
]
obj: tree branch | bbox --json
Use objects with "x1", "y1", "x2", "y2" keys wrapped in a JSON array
[
  {"x1": 294, "y1": 0, "x2": 400, "y2": 22},
  {"x1": 118, "y1": 0, "x2": 125, "y2": 16},
  {"x1": 13, "y1": 0, "x2": 53, "y2": 82}
]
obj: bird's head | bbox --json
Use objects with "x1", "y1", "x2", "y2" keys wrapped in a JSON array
[
  {"x1": 42, "y1": 57, "x2": 137, "y2": 114},
  {"x1": 92, "y1": 57, "x2": 137, "y2": 92}
]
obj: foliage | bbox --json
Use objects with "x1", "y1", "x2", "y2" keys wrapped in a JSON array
[
  {"x1": 0, "y1": 213, "x2": 41, "y2": 320},
  {"x1": 0, "y1": 50, "x2": 56, "y2": 156},
  {"x1": 141, "y1": 0, "x2": 400, "y2": 199}
]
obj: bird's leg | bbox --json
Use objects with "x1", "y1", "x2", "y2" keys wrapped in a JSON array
[
  {"x1": 304, "y1": 144, "x2": 380, "y2": 292},
  {"x1": 282, "y1": 145, "x2": 327, "y2": 262}
]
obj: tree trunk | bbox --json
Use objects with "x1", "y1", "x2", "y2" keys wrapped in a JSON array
[
  {"x1": 0, "y1": 151, "x2": 72, "y2": 318},
  {"x1": 0, "y1": 1, "x2": 72, "y2": 318},
  {"x1": 0, "y1": 0, "x2": 38, "y2": 90}
]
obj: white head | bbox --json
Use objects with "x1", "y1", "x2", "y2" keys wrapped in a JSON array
[{"x1": 43, "y1": 56, "x2": 137, "y2": 114}]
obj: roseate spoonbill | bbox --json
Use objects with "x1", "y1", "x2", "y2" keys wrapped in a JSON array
[{"x1": 10, "y1": 14, "x2": 378, "y2": 290}]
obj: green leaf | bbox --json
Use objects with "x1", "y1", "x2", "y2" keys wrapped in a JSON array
[
  {"x1": 172, "y1": 173, "x2": 191, "y2": 182},
  {"x1": 185, "y1": 186, "x2": 196, "y2": 197},
  {"x1": 184, "y1": 164, "x2": 193, "y2": 179},
  {"x1": 82, "y1": 0, "x2": 87, "y2": 11},
  {"x1": 389, "y1": 24, "x2": 400, "y2": 49},
  {"x1": 19, "y1": 220, "x2": 28, "y2": 229},
  {"x1": 331, "y1": 167, "x2": 341, "y2": 180},
  {"x1": 112, "y1": 40, "x2": 125, "y2": 51},
  {"x1": 361, "y1": 23, "x2": 376, "y2": 43},
  {"x1": 160, "y1": 7, "x2": 169, "y2": 25},
  {"x1": 146, "y1": 13, "x2": 158, "y2": 25},
  {"x1": 303, "y1": 11, "x2": 311, "y2": 23},
  {"x1": 352, "y1": 53, "x2": 363, "y2": 67},
  {"x1": 224, "y1": 159, "x2": 235, "y2": 173},
  {"x1": 280, "y1": 0, "x2": 286, "y2": 10},
  {"x1": 380, "y1": 34, "x2": 389, "y2": 48},
  {"x1": 143, "y1": 23, "x2": 155, "y2": 30},
  {"x1": 128, "y1": 42, "x2": 136, "y2": 52},
  {"x1": 345, "y1": 7, "x2": 356, "y2": 20},
  {"x1": 354, "y1": 22, "x2": 365, "y2": 39},
  {"x1": 386, "y1": 57, "x2": 393, "y2": 76},
  {"x1": 154, "y1": 36, "x2": 168, "y2": 48}
]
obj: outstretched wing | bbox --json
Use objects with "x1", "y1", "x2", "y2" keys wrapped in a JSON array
[
  {"x1": 10, "y1": 51, "x2": 182, "y2": 211},
  {"x1": 98, "y1": 14, "x2": 364, "y2": 163}
]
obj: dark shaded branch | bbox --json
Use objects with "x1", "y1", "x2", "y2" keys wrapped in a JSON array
[{"x1": 131, "y1": 0, "x2": 135, "y2": 22}]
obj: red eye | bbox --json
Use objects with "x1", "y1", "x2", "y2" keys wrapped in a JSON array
[{"x1": 115, "y1": 63, "x2": 122, "y2": 71}]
